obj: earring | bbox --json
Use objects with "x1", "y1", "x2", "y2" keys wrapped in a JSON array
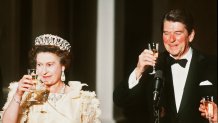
[{"x1": 61, "y1": 71, "x2": 65, "y2": 81}]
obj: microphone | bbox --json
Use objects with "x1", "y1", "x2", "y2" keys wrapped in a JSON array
[{"x1": 153, "y1": 70, "x2": 163, "y2": 102}]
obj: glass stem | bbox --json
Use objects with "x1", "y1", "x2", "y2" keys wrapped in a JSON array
[{"x1": 209, "y1": 118, "x2": 212, "y2": 123}]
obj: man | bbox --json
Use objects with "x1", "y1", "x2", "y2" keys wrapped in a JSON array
[{"x1": 113, "y1": 9, "x2": 217, "y2": 123}]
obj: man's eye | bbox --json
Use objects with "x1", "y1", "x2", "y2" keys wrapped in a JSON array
[{"x1": 175, "y1": 32, "x2": 182, "y2": 35}]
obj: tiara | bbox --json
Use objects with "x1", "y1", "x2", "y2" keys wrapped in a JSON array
[{"x1": 35, "y1": 34, "x2": 71, "y2": 52}]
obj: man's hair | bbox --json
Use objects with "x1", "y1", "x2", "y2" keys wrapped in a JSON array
[{"x1": 161, "y1": 9, "x2": 194, "y2": 35}]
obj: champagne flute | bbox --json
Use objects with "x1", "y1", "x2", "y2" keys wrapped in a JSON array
[
  {"x1": 202, "y1": 96, "x2": 214, "y2": 123},
  {"x1": 27, "y1": 69, "x2": 38, "y2": 102},
  {"x1": 0, "y1": 111, "x2": 3, "y2": 121},
  {"x1": 26, "y1": 69, "x2": 49, "y2": 116},
  {"x1": 148, "y1": 42, "x2": 159, "y2": 75},
  {"x1": 27, "y1": 69, "x2": 48, "y2": 103}
]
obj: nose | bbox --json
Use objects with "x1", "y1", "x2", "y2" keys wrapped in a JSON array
[
  {"x1": 169, "y1": 34, "x2": 176, "y2": 42},
  {"x1": 41, "y1": 66, "x2": 48, "y2": 75}
]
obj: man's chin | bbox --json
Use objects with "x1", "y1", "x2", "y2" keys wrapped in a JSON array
[{"x1": 169, "y1": 52, "x2": 179, "y2": 57}]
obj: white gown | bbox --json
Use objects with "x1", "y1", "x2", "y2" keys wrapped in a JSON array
[{"x1": 3, "y1": 81, "x2": 101, "y2": 123}]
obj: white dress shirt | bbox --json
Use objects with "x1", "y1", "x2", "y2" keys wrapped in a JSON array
[
  {"x1": 171, "y1": 48, "x2": 192, "y2": 112},
  {"x1": 128, "y1": 69, "x2": 141, "y2": 89}
]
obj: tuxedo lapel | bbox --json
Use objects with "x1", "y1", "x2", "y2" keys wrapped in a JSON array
[
  {"x1": 159, "y1": 53, "x2": 177, "y2": 118},
  {"x1": 165, "y1": 64, "x2": 177, "y2": 115}
]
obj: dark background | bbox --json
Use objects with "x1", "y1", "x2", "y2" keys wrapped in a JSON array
[{"x1": 0, "y1": 0, "x2": 217, "y2": 121}]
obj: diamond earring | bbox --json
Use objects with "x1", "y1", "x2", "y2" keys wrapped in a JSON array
[{"x1": 61, "y1": 71, "x2": 65, "y2": 81}]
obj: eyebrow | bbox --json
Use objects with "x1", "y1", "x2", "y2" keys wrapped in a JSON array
[{"x1": 37, "y1": 61, "x2": 55, "y2": 64}]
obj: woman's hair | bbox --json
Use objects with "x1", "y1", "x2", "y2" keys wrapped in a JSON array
[
  {"x1": 29, "y1": 34, "x2": 72, "y2": 69},
  {"x1": 161, "y1": 9, "x2": 194, "y2": 35},
  {"x1": 29, "y1": 45, "x2": 71, "y2": 69}
]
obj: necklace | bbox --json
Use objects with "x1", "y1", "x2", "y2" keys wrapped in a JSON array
[{"x1": 48, "y1": 83, "x2": 66, "y2": 106}]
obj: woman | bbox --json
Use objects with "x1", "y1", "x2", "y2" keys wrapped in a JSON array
[{"x1": 2, "y1": 34, "x2": 101, "y2": 123}]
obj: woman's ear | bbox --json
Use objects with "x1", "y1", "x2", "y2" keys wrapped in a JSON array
[{"x1": 62, "y1": 66, "x2": 65, "y2": 71}]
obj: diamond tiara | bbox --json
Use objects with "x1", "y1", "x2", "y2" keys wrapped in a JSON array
[{"x1": 35, "y1": 34, "x2": 71, "y2": 52}]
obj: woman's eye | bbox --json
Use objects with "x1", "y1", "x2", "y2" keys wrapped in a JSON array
[{"x1": 48, "y1": 64, "x2": 53, "y2": 67}]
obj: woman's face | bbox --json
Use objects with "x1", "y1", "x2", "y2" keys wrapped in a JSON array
[
  {"x1": 162, "y1": 21, "x2": 194, "y2": 59},
  {"x1": 36, "y1": 52, "x2": 64, "y2": 86}
]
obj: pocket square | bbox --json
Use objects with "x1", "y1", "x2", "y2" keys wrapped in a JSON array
[{"x1": 199, "y1": 80, "x2": 213, "y2": 86}]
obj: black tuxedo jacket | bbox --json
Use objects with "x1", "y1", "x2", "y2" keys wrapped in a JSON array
[
  {"x1": 0, "y1": 67, "x2": 4, "y2": 109},
  {"x1": 113, "y1": 49, "x2": 217, "y2": 123}
]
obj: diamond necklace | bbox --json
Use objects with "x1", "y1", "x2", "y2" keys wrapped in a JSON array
[{"x1": 48, "y1": 83, "x2": 66, "y2": 106}]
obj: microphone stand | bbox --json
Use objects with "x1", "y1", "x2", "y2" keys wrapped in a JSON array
[
  {"x1": 153, "y1": 95, "x2": 160, "y2": 123},
  {"x1": 152, "y1": 70, "x2": 163, "y2": 123}
]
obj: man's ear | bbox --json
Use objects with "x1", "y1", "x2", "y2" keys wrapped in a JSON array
[{"x1": 189, "y1": 29, "x2": 195, "y2": 43}]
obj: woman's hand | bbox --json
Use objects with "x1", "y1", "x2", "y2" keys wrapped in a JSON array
[{"x1": 16, "y1": 75, "x2": 34, "y2": 98}]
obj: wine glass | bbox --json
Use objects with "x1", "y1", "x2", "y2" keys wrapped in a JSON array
[
  {"x1": 148, "y1": 42, "x2": 159, "y2": 75},
  {"x1": 27, "y1": 69, "x2": 48, "y2": 103},
  {"x1": 27, "y1": 69, "x2": 38, "y2": 101},
  {"x1": 202, "y1": 96, "x2": 214, "y2": 123},
  {"x1": 0, "y1": 111, "x2": 3, "y2": 121}
]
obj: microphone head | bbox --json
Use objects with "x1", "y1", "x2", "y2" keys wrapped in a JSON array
[
  {"x1": 154, "y1": 70, "x2": 163, "y2": 79},
  {"x1": 153, "y1": 70, "x2": 163, "y2": 102}
]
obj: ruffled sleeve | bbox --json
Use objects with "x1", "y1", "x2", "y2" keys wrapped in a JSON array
[
  {"x1": 80, "y1": 91, "x2": 101, "y2": 123},
  {"x1": 2, "y1": 82, "x2": 18, "y2": 111},
  {"x1": 68, "y1": 81, "x2": 101, "y2": 123}
]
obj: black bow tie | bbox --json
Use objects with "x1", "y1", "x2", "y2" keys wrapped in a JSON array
[{"x1": 168, "y1": 56, "x2": 188, "y2": 68}]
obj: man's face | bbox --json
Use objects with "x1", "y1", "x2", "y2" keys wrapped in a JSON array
[{"x1": 162, "y1": 21, "x2": 194, "y2": 59}]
